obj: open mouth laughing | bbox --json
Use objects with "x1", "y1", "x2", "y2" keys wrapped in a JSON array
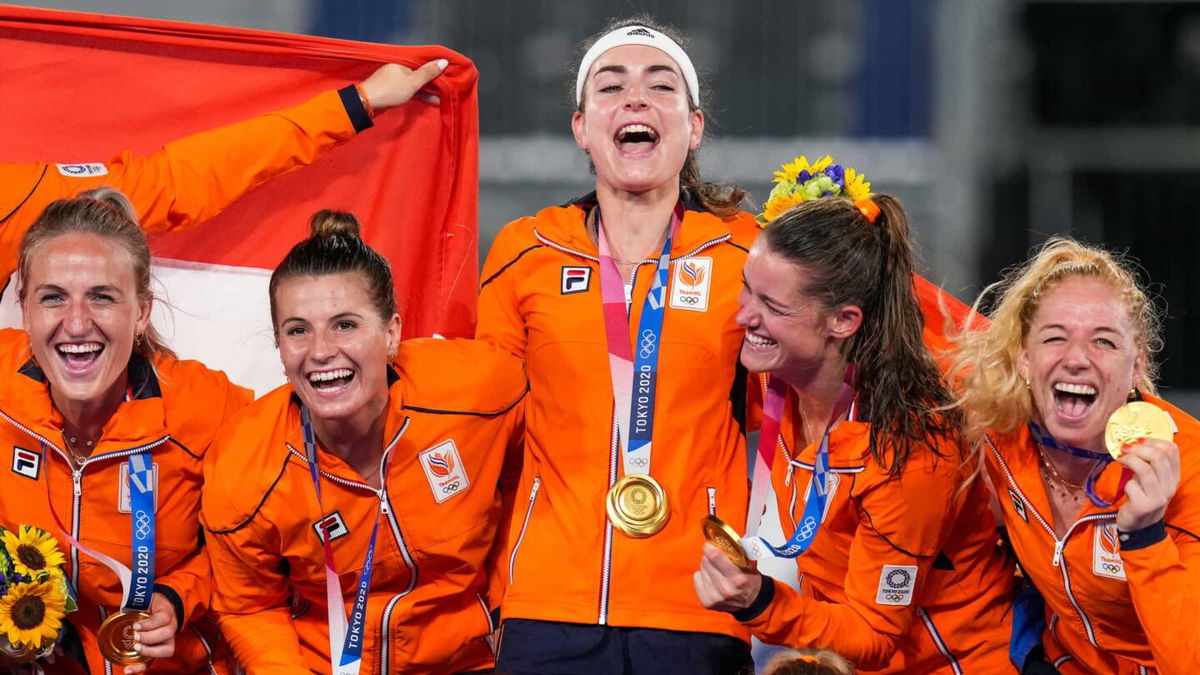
[{"x1": 614, "y1": 123, "x2": 659, "y2": 155}]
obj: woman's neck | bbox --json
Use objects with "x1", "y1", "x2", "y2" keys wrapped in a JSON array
[
  {"x1": 779, "y1": 356, "x2": 850, "y2": 445},
  {"x1": 311, "y1": 400, "x2": 389, "y2": 489},
  {"x1": 55, "y1": 377, "x2": 128, "y2": 449},
  {"x1": 593, "y1": 182, "x2": 681, "y2": 264}
]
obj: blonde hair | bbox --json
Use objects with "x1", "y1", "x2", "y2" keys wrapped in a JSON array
[
  {"x1": 761, "y1": 649, "x2": 854, "y2": 675},
  {"x1": 18, "y1": 187, "x2": 173, "y2": 361},
  {"x1": 949, "y1": 236, "x2": 1162, "y2": 443}
]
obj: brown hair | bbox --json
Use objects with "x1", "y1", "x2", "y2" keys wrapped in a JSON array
[
  {"x1": 948, "y1": 236, "x2": 1162, "y2": 442},
  {"x1": 763, "y1": 195, "x2": 962, "y2": 475},
  {"x1": 268, "y1": 210, "x2": 396, "y2": 330},
  {"x1": 18, "y1": 187, "x2": 172, "y2": 361},
  {"x1": 577, "y1": 14, "x2": 747, "y2": 217}
]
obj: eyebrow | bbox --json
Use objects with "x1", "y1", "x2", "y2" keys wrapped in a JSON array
[
  {"x1": 34, "y1": 283, "x2": 122, "y2": 294},
  {"x1": 1037, "y1": 323, "x2": 1122, "y2": 335},
  {"x1": 741, "y1": 273, "x2": 791, "y2": 310},
  {"x1": 594, "y1": 64, "x2": 681, "y2": 78}
]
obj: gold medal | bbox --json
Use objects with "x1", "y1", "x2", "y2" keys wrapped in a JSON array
[
  {"x1": 702, "y1": 515, "x2": 750, "y2": 567},
  {"x1": 606, "y1": 474, "x2": 670, "y2": 537},
  {"x1": 1105, "y1": 401, "x2": 1175, "y2": 460},
  {"x1": 97, "y1": 610, "x2": 151, "y2": 666}
]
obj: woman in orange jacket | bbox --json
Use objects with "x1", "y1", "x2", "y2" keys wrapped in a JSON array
[
  {"x1": 0, "y1": 60, "x2": 445, "y2": 295},
  {"x1": 691, "y1": 167, "x2": 1014, "y2": 673},
  {"x1": 0, "y1": 188, "x2": 252, "y2": 673},
  {"x1": 477, "y1": 16, "x2": 763, "y2": 673},
  {"x1": 201, "y1": 211, "x2": 526, "y2": 674},
  {"x1": 950, "y1": 237, "x2": 1198, "y2": 674}
]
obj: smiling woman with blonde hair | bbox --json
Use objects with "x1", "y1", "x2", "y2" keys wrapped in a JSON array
[{"x1": 950, "y1": 236, "x2": 1200, "y2": 674}]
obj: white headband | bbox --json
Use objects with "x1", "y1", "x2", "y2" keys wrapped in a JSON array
[{"x1": 575, "y1": 25, "x2": 700, "y2": 108}]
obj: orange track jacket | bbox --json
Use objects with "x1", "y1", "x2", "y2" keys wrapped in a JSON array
[
  {"x1": 741, "y1": 380, "x2": 1015, "y2": 673},
  {"x1": 984, "y1": 394, "x2": 1200, "y2": 674},
  {"x1": 0, "y1": 328, "x2": 252, "y2": 674},
  {"x1": 477, "y1": 194, "x2": 761, "y2": 639},
  {"x1": 0, "y1": 86, "x2": 368, "y2": 292},
  {"x1": 202, "y1": 339, "x2": 526, "y2": 674}
]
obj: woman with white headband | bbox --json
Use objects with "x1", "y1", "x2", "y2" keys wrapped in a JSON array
[{"x1": 477, "y1": 16, "x2": 760, "y2": 673}]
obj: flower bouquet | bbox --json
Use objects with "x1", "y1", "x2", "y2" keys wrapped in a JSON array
[{"x1": 0, "y1": 525, "x2": 75, "y2": 664}]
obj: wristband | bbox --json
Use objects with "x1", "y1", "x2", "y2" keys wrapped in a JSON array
[{"x1": 1117, "y1": 519, "x2": 1167, "y2": 551}]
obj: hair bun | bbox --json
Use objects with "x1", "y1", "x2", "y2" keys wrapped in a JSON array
[{"x1": 309, "y1": 210, "x2": 362, "y2": 238}]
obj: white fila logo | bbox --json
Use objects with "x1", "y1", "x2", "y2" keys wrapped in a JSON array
[
  {"x1": 1008, "y1": 488, "x2": 1028, "y2": 523},
  {"x1": 1093, "y1": 522, "x2": 1127, "y2": 580},
  {"x1": 11, "y1": 447, "x2": 39, "y2": 480},
  {"x1": 55, "y1": 163, "x2": 108, "y2": 177},
  {"x1": 118, "y1": 462, "x2": 160, "y2": 513},
  {"x1": 419, "y1": 440, "x2": 470, "y2": 504},
  {"x1": 313, "y1": 511, "x2": 350, "y2": 543},
  {"x1": 561, "y1": 266, "x2": 591, "y2": 295},
  {"x1": 876, "y1": 564, "x2": 919, "y2": 606},
  {"x1": 669, "y1": 257, "x2": 712, "y2": 312}
]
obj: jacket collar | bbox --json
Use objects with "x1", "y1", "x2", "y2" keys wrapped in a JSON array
[
  {"x1": 2, "y1": 347, "x2": 168, "y2": 453},
  {"x1": 282, "y1": 365, "x2": 410, "y2": 485},
  {"x1": 534, "y1": 190, "x2": 739, "y2": 260}
]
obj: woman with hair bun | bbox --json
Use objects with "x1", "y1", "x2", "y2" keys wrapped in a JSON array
[
  {"x1": 202, "y1": 210, "x2": 526, "y2": 673},
  {"x1": 950, "y1": 237, "x2": 1200, "y2": 674},
  {"x1": 477, "y1": 14, "x2": 761, "y2": 673},
  {"x1": 692, "y1": 158, "x2": 1013, "y2": 673},
  {"x1": 0, "y1": 187, "x2": 253, "y2": 674}
]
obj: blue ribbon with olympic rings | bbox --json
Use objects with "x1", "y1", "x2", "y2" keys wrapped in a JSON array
[
  {"x1": 124, "y1": 453, "x2": 156, "y2": 611},
  {"x1": 743, "y1": 365, "x2": 856, "y2": 560},
  {"x1": 300, "y1": 405, "x2": 385, "y2": 675}
]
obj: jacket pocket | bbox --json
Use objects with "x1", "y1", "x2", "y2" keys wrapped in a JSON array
[{"x1": 507, "y1": 476, "x2": 541, "y2": 586}]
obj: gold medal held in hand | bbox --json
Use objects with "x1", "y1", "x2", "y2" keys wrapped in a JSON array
[
  {"x1": 97, "y1": 610, "x2": 151, "y2": 666},
  {"x1": 702, "y1": 515, "x2": 750, "y2": 567},
  {"x1": 607, "y1": 474, "x2": 670, "y2": 537},
  {"x1": 1105, "y1": 401, "x2": 1175, "y2": 460}
]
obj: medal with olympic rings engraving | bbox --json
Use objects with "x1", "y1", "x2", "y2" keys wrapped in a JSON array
[
  {"x1": 702, "y1": 515, "x2": 750, "y2": 567},
  {"x1": 97, "y1": 610, "x2": 151, "y2": 665},
  {"x1": 606, "y1": 474, "x2": 670, "y2": 537},
  {"x1": 1105, "y1": 401, "x2": 1174, "y2": 460}
]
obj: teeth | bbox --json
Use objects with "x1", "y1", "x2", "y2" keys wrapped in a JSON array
[
  {"x1": 1055, "y1": 382, "x2": 1097, "y2": 396},
  {"x1": 309, "y1": 369, "x2": 352, "y2": 383},
  {"x1": 618, "y1": 123, "x2": 657, "y2": 140},
  {"x1": 58, "y1": 343, "x2": 101, "y2": 354},
  {"x1": 745, "y1": 333, "x2": 776, "y2": 348}
]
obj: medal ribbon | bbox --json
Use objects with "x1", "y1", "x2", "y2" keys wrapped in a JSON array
[
  {"x1": 1027, "y1": 421, "x2": 1124, "y2": 509},
  {"x1": 742, "y1": 365, "x2": 855, "y2": 560},
  {"x1": 744, "y1": 376, "x2": 789, "y2": 537},
  {"x1": 597, "y1": 204, "x2": 682, "y2": 477},
  {"x1": 38, "y1": 443, "x2": 157, "y2": 612},
  {"x1": 300, "y1": 405, "x2": 386, "y2": 675}
]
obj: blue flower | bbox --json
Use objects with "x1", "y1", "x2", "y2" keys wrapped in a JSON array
[
  {"x1": 826, "y1": 164, "x2": 845, "y2": 186},
  {"x1": 796, "y1": 169, "x2": 811, "y2": 183}
]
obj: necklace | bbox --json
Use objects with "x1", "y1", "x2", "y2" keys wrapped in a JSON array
[
  {"x1": 61, "y1": 430, "x2": 96, "y2": 462},
  {"x1": 1035, "y1": 444, "x2": 1088, "y2": 499}
]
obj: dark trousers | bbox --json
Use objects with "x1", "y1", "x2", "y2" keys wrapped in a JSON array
[{"x1": 496, "y1": 618, "x2": 754, "y2": 675}]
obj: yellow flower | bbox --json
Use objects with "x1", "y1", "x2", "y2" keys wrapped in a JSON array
[
  {"x1": 760, "y1": 191, "x2": 804, "y2": 225},
  {"x1": 1, "y1": 526, "x2": 65, "y2": 579},
  {"x1": 771, "y1": 154, "x2": 835, "y2": 183},
  {"x1": 0, "y1": 580, "x2": 66, "y2": 650},
  {"x1": 844, "y1": 167, "x2": 872, "y2": 202}
]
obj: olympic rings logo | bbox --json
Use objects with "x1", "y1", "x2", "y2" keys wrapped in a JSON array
[
  {"x1": 638, "y1": 330, "x2": 658, "y2": 359},
  {"x1": 441, "y1": 481, "x2": 461, "y2": 493},
  {"x1": 629, "y1": 457, "x2": 649, "y2": 468},
  {"x1": 799, "y1": 516, "x2": 817, "y2": 540},
  {"x1": 885, "y1": 593, "x2": 905, "y2": 603},
  {"x1": 134, "y1": 510, "x2": 152, "y2": 539},
  {"x1": 677, "y1": 295, "x2": 700, "y2": 305},
  {"x1": 1102, "y1": 563, "x2": 1122, "y2": 574}
]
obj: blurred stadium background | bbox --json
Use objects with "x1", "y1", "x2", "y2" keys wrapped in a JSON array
[{"x1": 13, "y1": 0, "x2": 1198, "y2": 410}]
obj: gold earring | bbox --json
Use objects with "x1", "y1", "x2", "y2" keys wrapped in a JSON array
[
  {"x1": 1128, "y1": 387, "x2": 1138, "y2": 401},
  {"x1": 1024, "y1": 378, "x2": 1031, "y2": 389}
]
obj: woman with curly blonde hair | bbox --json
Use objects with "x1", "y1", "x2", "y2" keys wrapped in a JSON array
[{"x1": 951, "y1": 236, "x2": 1199, "y2": 674}]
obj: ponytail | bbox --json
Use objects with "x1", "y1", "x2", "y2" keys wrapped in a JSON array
[{"x1": 764, "y1": 195, "x2": 961, "y2": 474}]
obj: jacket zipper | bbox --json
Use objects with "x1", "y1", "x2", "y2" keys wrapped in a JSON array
[
  {"x1": 288, "y1": 418, "x2": 414, "y2": 672},
  {"x1": 706, "y1": 486, "x2": 717, "y2": 516},
  {"x1": 986, "y1": 437, "x2": 1113, "y2": 648},
  {"x1": 476, "y1": 592, "x2": 497, "y2": 654},
  {"x1": 507, "y1": 476, "x2": 541, "y2": 585},
  {"x1": 535, "y1": 229, "x2": 730, "y2": 626}
]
